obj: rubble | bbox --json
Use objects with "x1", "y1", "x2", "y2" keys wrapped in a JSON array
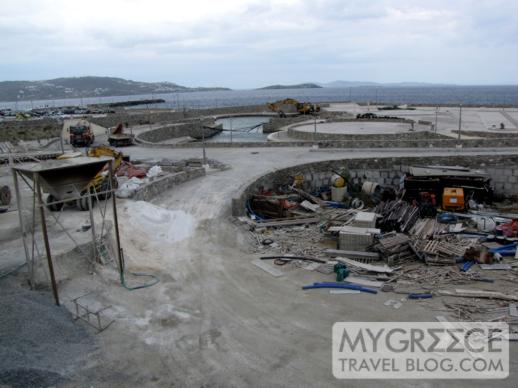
[{"x1": 241, "y1": 164, "x2": 518, "y2": 329}]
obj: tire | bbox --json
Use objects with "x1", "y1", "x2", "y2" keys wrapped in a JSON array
[
  {"x1": 47, "y1": 194, "x2": 64, "y2": 212},
  {"x1": 77, "y1": 192, "x2": 93, "y2": 211}
]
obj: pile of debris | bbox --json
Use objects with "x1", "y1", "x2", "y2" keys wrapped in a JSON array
[{"x1": 241, "y1": 165, "x2": 518, "y2": 334}]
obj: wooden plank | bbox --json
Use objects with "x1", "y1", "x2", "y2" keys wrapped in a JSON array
[
  {"x1": 438, "y1": 288, "x2": 518, "y2": 302},
  {"x1": 329, "y1": 290, "x2": 361, "y2": 295},
  {"x1": 337, "y1": 257, "x2": 394, "y2": 274},
  {"x1": 257, "y1": 217, "x2": 319, "y2": 227},
  {"x1": 300, "y1": 200, "x2": 320, "y2": 212},
  {"x1": 328, "y1": 226, "x2": 380, "y2": 234},
  {"x1": 480, "y1": 263, "x2": 512, "y2": 270},
  {"x1": 345, "y1": 276, "x2": 384, "y2": 288},
  {"x1": 251, "y1": 259, "x2": 284, "y2": 277},
  {"x1": 323, "y1": 249, "x2": 381, "y2": 259}
]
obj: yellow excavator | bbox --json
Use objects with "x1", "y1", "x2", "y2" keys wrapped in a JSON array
[{"x1": 267, "y1": 98, "x2": 320, "y2": 117}]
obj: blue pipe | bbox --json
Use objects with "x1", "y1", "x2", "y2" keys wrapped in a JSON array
[{"x1": 302, "y1": 282, "x2": 378, "y2": 294}]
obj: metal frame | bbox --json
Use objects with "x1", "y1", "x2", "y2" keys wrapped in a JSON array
[
  {"x1": 71, "y1": 292, "x2": 114, "y2": 333},
  {"x1": 12, "y1": 159, "x2": 124, "y2": 306}
]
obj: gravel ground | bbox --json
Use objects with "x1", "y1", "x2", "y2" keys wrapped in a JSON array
[{"x1": 0, "y1": 286, "x2": 97, "y2": 387}]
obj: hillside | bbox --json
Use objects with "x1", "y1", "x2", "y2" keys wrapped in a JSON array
[
  {"x1": 257, "y1": 83, "x2": 322, "y2": 90},
  {"x1": 0, "y1": 76, "x2": 230, "y2": 102}
]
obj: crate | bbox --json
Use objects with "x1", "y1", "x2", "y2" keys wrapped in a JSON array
[
  {"x1": 352, "y1": 212, "x2": 377, "y2": 228},
  {"x1": 338, "y1": 226, "x2": 380, "y2": 251}
]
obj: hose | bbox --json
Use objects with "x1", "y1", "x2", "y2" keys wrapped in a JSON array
[
  {"x1": 119, "y1": 248, "x2": 159, "y2": 291},
  {"x1": 0, "y1": 263, "x2": 26, "y2": 280}
]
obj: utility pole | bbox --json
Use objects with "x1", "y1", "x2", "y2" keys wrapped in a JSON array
[
  {"x1": 230, "y1": 117, "x2": 233, "y2": 144},
  {"x1": 457, "y1": 104, "x2": 462, "y2": 145},
  {"x1": 434, "y1": 106, "x2": 438, "y2": 134},
  {"x1": 200, "y1": 119, "x2": 207, "y2": 165},
  {"x1": 313, "y1": 114, "x2": 317, "y2": 142}
]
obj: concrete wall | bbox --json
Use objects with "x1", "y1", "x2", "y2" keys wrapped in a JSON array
[{"x1": 231, "y1": 155, "x2": 518, "y2": 216}]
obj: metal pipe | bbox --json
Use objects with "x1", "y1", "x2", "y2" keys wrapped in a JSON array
[
  {"x1": 87, "y1": 191, "x2": 97, "y2": 262},
  {"x1": 313, "y1": 115, "x2": 317, "y2": 142},
  {"x1": 200, "y1": 119, "x2": 207, "y2": 165},
  {"x1": 12, "y1": 170, "x2": 34, "y2": 287},
  {"x1": 434, "y1": 106, "x2": 438, "y2": 134},
  {"x1": 230, "y1": 117, "x2": 233, "y2": 144},
  {"x1": 36, "y1": 173, "x2": 60, "y2": 306},
  {"x1": 109, "y1": 160, "x2": 124, "y2": 282},
  {"x1": 457, "y1": 104, "x2": 462, "y2": 144}
]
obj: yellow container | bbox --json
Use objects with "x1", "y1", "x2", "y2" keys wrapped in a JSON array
[{"x1": 442, "y1": 188, "x2": 465, "y2": 211}]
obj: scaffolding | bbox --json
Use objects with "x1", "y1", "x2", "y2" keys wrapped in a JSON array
[{"x1": 11, "y1": 156, "x2": 124, "y2": 306}]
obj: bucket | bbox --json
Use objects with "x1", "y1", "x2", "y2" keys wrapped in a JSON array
[
  {"x1": 362, "y1": 181, "x2": 379, "y2": 195},
  {"x1": 331, "y1": 174, "x2": 346, "y2": 188}
]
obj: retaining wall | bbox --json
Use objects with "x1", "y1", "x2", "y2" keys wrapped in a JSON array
[
  {"x1": 287, "y1": 126, "x2": 448, "y2": 142},
  {"x1": 136, "y1": 120, "x2": 221, "y2": 143},
  {"x1": 231, "y1": 155, "x2": 518, "y2": 216},
  {"x1": 135, "y1": 136, "x2": 518, "y2": 149},
  {"x1": 132, "y1": 167, "x2": 206, "y2": 201},
  {"x1": 90, "y1": 105, "x2": 266, "y2": 128}
]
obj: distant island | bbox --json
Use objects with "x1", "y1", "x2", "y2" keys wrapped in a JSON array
[
  {"x1": 257, "y1": 83, "x2": 322, "y2": 90},
  {"x1": 0, "y1": 76, "x2": 231, "y2": 102}
]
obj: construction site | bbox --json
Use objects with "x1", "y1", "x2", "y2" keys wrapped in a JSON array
[{"x1": 2, "y1": 99, "x2": 518, "y2": 387}]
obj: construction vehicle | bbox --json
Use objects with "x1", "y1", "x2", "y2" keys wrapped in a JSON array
[
  {"x1": 47, "y1": 146, "x2": 123, "y2": 211},
  {"x1": 267, "y1": 98, "x2": 320, "y2": 117},
  {"x1": 70, "y1": 121, "x2": 95, "y2": 147},
  {"x1": 108, "y1": 123, "x2": 135, "y2": 147},
  {"x1": 15, "y1": 112, "x2": 31, "y2": 119}
]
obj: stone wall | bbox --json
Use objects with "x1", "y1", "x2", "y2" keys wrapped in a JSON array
[
  {"x1": 136, "y1": 120, "x2": 220, "y2": 143},
  {"x1": 287, "y1": 126, "x2": 448, "y2": 142},
  {"x1": 90, "y1": 105, "x2": 266, "y2": 128},
  {"x1": 231, "y1": 155, "x2": 518, "y2": 216},
  {"x1": 132, "y1": 167, "x2": 205, "y2": 201},
  {"x1": 135, "y1": 136, "x2": 518, "y2": 149},
  {"x1": 0, "y1": 118, "x2": 62, "y2": 142}
]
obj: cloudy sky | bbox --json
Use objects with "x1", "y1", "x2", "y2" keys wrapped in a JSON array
[{"x1": 0, "y1": 0, "x2": 517, "y2": 88}]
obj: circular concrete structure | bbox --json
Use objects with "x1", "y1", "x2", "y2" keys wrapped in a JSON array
[{"x1": 295, "y1": 121, "x2": 412, "y2": 135}]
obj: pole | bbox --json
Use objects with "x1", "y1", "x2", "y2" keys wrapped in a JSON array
[
  {"x1": 200, "y1": 119, "x2": 207, "y2": 164},
  {"x1": 313, "y1": 115, "x2": 317, "y2": 142},
  {"x1": 109, "y1": 161, "x2": 124, "y2": 282},
  {"x1": 457, "y1": 104, "x2": 462, "y2": 144},
  {"x1": 12, "y1": 170, "x2": 34, "y2": 287},
  {"x1": 36, "y1": 174, "x2": 60, "y2": 306},
  {"x1": 434, "y1": 106, "x2": 438, "y2": 134},
  {"x1": 230, "y1": 117, "x2": 233, "y2": 144},
  {"x1": 87, "y1": 191, "x2": 97, "y2": 262}
]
